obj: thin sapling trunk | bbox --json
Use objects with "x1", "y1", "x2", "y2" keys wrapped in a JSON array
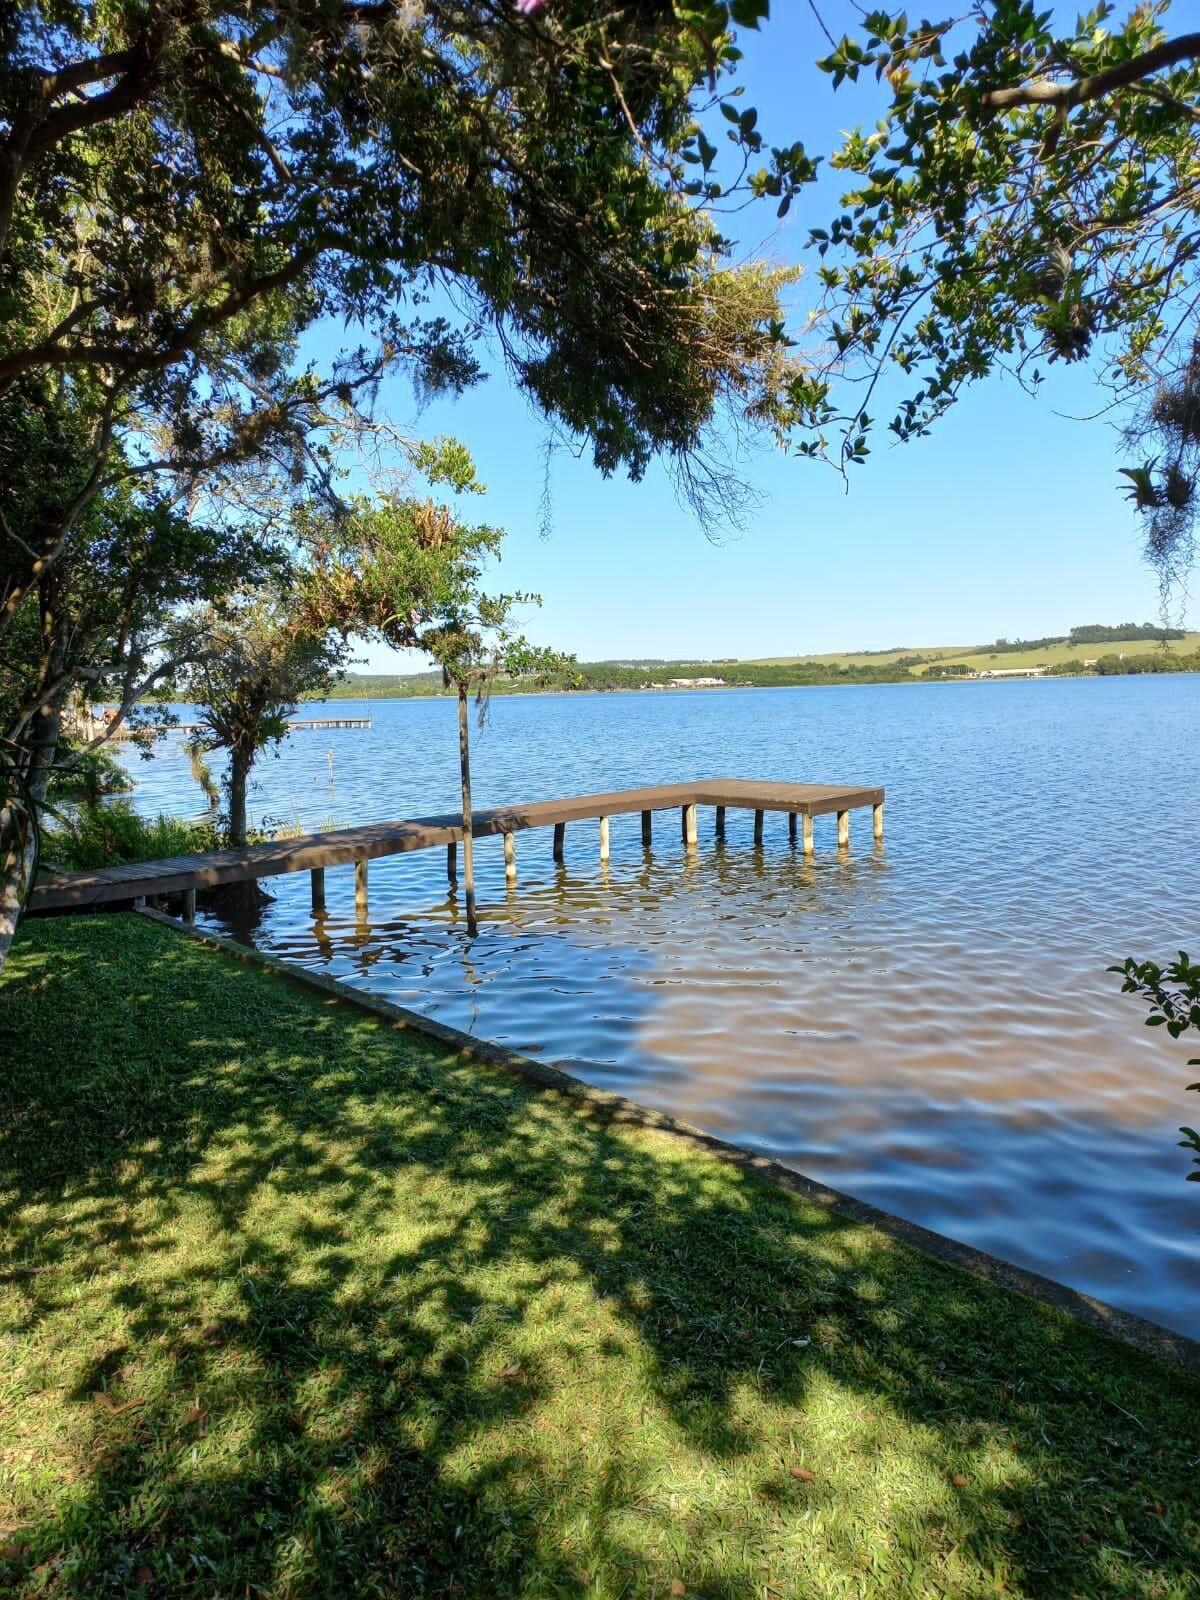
[{"x1": 457, "y1": 680, "x2": 477, "y2": 936}]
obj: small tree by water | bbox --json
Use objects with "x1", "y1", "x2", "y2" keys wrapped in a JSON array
[
  {"x1": 321, "y1": 497, "x2": 570, "y2": 935},
  {"x1": 179, "y1": 585, "x2": 350, "y2": 850}
]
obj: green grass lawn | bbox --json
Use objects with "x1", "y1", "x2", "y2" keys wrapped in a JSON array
[{"x1": 2, "y1": 917, "x2": 1198, "y2": 1599}]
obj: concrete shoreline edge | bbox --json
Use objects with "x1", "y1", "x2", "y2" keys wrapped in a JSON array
[{"x1": 135, "y1": 906, "x2": 1200, "y2": 1378}]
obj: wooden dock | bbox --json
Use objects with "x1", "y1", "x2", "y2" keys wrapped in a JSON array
[
  {"x1": 30, "y1": 778, "x2": 884, "y2": 917},
  {"x1": 170, "y1": 716, "x2": 372, "y2": 734}
]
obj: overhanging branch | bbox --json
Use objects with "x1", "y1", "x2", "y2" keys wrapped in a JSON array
[{"x1": 980, "y1": 32, "x2": 1200, "y2": 112}]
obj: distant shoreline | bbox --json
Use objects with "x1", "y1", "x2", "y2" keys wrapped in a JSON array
[
  {"x1": 317, "y1": 627, "x2": 1200, "y2": 700},
  {"x1": 301, "y1": 667, "x2": 1200, "y2": 704}
]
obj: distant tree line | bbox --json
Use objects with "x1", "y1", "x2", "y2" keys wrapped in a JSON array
[
  {"x1": 1051, "y1": 651, "x2": 1200, "y2": 677},
  {"x1": 325, "y1": 621, "x2": 1200, "y2": 699},
  {"x1": 986, "y1": 623, "x2": 1186, "y2": 654},
  {"x1": 1069, "y1": 623, "x2": 1187, "y2": 644}
]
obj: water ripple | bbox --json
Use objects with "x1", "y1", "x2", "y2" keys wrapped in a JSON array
[{"x1": 120, "y1": 676, "x2": 1200, "y2": 1334}]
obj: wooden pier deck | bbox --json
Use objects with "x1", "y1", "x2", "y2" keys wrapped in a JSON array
[
  {"x1": 170, "y1": 716, "x2": 372, "y2": 734},
  {"x1": 30, "y1": 778, "x2": 884, "y2": 915}
]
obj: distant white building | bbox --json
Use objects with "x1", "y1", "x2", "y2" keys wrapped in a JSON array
[
  {"x1": 977, "y1": 666, "x2": 1047, "y2": 679},
  {"x1": 668, "y1": 676, "x2": 726, "y2": 688}
]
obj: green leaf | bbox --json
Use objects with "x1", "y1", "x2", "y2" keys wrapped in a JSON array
[{"x1": 729, "y1": 0, "x2": 769, "y2": 28}]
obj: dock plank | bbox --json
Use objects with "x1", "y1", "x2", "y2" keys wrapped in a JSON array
[{"x1": 30, "y1": 779, "x2": 884, "y2": 911}]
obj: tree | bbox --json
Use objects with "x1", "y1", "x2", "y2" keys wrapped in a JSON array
[
  {"x1": 315, "y1": 493, "x2": 569, "y2": 933},
  {"x1": 1, "y1": 0, "x2": 809, "y2": 960},
  {"x1": 2, "y1": 0, "x2": 807, "y2": 587},
  {"x1": 0, "y1": 404, "x2": 257, "y2": 962},
  {"x1": 176, "y1": 488, "x2": 562, "y2": 888},
  {"x1": 179, "y1": 584, "x2": 351, "y2": 852},
  {"x1": 422, "y1": 597, "x2": 567, "y2": 938},
  {"x1": 798, "y1": 1, "x2": 1200, "y2": 588}
]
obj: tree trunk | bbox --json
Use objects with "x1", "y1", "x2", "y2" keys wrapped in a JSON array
[
  {"x1": 0, "y1": 789, "x2": 36, "y2": 975},
  {"x1": 227, "y1": 743, "x2": 253, "y2": 849},
  {"x1": 457, "y1": 681, "x2": 477, "y2": 936},
  {"x1": 0, "y1": 699, "x2": 60, "y2": 974}
]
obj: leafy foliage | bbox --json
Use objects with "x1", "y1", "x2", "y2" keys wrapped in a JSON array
[
  {"x1": 803, "y1": 0, "x2": 1200, "y2": 579},
  {"x1": 39, "y1": 801, "x2": 221, "y2": 872},
  {"x1": 1, "y1": 1, "x2": 803, "y2": 494},
  {"x1": 44, "y1": 740, "x2": 132, "y2": 807},
  {"x1": 0, "y1": 393, "x2": 260, "y2": 800},
  {"x1": 176, "y1": 582, "x2": 353, "y2": 848},
  {"x1": 0, "y1": 0, "x2": 813, "y2": 956},
  {"x1": 1112, "y1": 952, "x2": 1200, "y2": 1180}
]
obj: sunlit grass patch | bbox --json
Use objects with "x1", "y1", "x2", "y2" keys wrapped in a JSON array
[{"x1": 1, "y1": 915, "x2": 1197, "y2": 1598}]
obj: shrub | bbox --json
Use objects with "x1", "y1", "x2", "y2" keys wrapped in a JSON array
[{"x1": 41, "y1": 801, "x2": 222, "y2": 871}]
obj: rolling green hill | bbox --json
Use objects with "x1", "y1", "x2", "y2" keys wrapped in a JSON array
[{"x1": 320, "y1": 624, "x2": 1200, "y2": 698}]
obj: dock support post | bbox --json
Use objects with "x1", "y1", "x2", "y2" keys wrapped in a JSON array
[
  {"x1": 447, "y1": 842, "x2": 457, "y2": 885},
  {"x1": 310, "y1": 868, "x2": 325, "y2": 913},
  {"x1": 803, "y1": 814, "x2": 814, "y2": 857},
  {"x1": 837, "y1": 810, "x2": 849, "y2": 848},
  {"x1": 873, "y1": 802, "x2": 884, "y2": 841},
  {"x1": 504, "y1": 832, "x2": 517, "y2": 881},
  {"x1": 788, "y1": 812, "x2": 797, "y2": 846},
  {"x1": 553, "y1": 822, "x2": 566, "y2": 863},
  {"x1": 355, "y1": 857, "x2": 368, "y2": 915},
  {"x1": 683, "y1": 804, "x2": 697, "y2": 849},
  {"x1": 715, "y1": 805, "x2": 725, "y2": 839},
  {"x1": 753, "y1": 809, "x2": 764, "y2": 846},
  {"x1": 641, "y1": 809, "x2": 652, "y2": 848},
  {"x1": 182, "y1": 887, "x2": 196, "y2": 923},
  {"x1": 599, "y1": 816, "x2": 610, "y2": 863}
]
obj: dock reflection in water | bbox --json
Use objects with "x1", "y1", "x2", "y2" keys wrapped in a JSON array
[{"x1": 124, "y1": 676, "x2": 1200, "y2": 1336}]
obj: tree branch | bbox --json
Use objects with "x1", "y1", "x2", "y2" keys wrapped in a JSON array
[{"x1": 980, "y1": 32, "x2": 1200, "y2": 112}]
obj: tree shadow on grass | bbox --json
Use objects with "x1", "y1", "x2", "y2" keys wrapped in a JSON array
[{"x1": 0, "y1": 916, "x2": 1197, "y2": 1599}]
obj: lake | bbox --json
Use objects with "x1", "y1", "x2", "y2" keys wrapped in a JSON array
[{"x1": 115, "y1": 675, "x2": 1200, "y2": 1335}]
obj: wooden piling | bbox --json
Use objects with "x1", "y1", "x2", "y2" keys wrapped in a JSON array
[
  {"x1": 310, "y1": 867, "x2": 326, "y2": 913},
  {"x1": 182, "y1": 887, "x2": 196, "y2": 923},
  {"x1": 504, "y1": 832, "x2": 517, "y2": 881},
  {"x1": 803, "y1": 814, "x2": 814, "y2": 856},
  {"x1": 641, "y1": 809, "x2": 652, "y2": 848},
  {"x1": 683, "y1": 803, "x2": 698, "y2": 848},
  {"x1": 715, "y1": 805, "x2": 725, "y2": 839},
  {"x1": 446, "y1": 842, "x2": 457, "y2": 884},
  {"x1": 753, "y1": 809, "x2": 764, "y2": 846},
  {"x1": 553, "y1": 822, "x2": 566, "y2": 863},
  {"x1": 354, "y1": 857, "x2": 368, "y2": 914},
  {"x1": 837, "y1": 810, "x2": 849, "y2": 848},
  {"x1": 599, "y1": 816, "x2": 610, "y2": 863},
  {"x1": 788, "y1": 812, "x2": 798, "y2": 845},
  {"x1": 873, "y1": 801, "x2": 884, "y2": 841}
]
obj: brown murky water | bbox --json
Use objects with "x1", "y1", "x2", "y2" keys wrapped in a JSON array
[{"x1": 125, "y1": 676, "x2": 1200, "y2": 1334}]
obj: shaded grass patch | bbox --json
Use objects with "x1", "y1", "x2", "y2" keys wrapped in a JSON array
[{"x1": 1, "y1": 915, "x2": 1198, "y2": 1598}]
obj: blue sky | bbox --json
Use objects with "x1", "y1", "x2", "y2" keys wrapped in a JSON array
[{"x1": 348, "y1": 4, "x2": 1191, "y2": 670}]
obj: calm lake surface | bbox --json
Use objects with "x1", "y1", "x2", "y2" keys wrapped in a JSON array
[{"x1": 118, "y1": 676, "x2": 1200, "y2": 1335}]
